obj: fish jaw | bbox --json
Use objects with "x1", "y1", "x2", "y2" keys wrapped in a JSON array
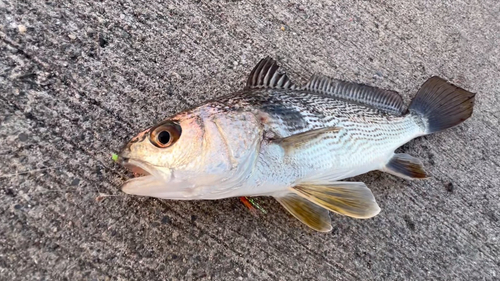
[
  {"x1": 118, "y1": 156, "x2": 255, "y2": 200},
  {"x1": 119, "y1": 160, "x2": 203, "y2": 199},
  {"x1": 119, "y1": 158, "x2": 175, "y2": 197}
]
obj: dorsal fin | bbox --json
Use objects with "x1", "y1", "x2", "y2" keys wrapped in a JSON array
[
  {"x1": 245, "y1": 57, "x2": 295, "y2": 90},
  {"x1": 303, "y1": 75, "x2": 407, "y2": 115}
]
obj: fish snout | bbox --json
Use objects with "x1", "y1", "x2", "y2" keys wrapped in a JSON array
[
  {"x1": 119, "y1": 141, "x2": 133, "y2": 157},
  {"x1": 117, "y1": 140, "x2": 134, "y2": 163},
  {"x1": 119, "y1": 130, "x2": 149, "y2": 156}
]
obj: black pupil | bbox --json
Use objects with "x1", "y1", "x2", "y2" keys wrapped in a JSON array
[{"x1": 157, "y1": 131, "x2": 171, "y2": 145}]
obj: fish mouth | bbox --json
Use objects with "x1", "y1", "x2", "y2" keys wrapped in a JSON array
[
  {"x1": 122, "y1": 158, "x2": 152, "y2": 178},
  {"x1": 118, "y1": 158, "x2": 171, "y2": 197}
]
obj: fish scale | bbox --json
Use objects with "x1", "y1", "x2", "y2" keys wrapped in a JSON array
[
  {"x1": 118, "y1": 57, "x2": 476, "y2": 232},
  {"x1": 215, "y1": 89, "x2": 423, "y2": 188},
  {"x1": 197, "y1": 89, "x2": 424, "y2": 195}
]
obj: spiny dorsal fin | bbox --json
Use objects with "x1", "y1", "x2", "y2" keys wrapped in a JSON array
[
  {"x1": 245, "y1": 57, "x2": 295, "y2": 90},
  {"x1": 303, "y1": 75, "x2": 407, "y2": 115}
]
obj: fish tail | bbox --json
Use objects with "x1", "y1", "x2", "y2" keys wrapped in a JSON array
[{"x1": 409, "y1": 76, "x2": 476, "y2": 134}]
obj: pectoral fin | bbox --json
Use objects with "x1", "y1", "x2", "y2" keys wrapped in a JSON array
[
  {"x1": 275, "y1": 193, "x2": 332, "y2": 232},
  {"x1": 382, "y1": 153, "x2": 427, "y2": 180},
  {"x1": 293, "y1": 182, "x2": 381, "y2": 219},
  {"x1": 274, "y1": 127, "x2": 342, "y2": 153}
]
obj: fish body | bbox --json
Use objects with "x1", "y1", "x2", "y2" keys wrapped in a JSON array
[{"x1": 118, "y1": 57, "x2": 475, "y2": 231}]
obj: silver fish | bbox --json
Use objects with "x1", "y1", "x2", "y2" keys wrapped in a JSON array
[{"x1": 118, "y1": 57, "x2": 476, "y2": 232}]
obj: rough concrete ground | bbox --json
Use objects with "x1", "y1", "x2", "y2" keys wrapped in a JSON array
[{"x1": 1, "y1": 0, "x2": 499, "y2": 280}]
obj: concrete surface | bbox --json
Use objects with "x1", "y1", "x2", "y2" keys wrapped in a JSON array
[{"x1": 1, "y1": 0, "x2": 499, "y2": 280}]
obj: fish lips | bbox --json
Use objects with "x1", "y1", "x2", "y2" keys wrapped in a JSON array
[{"x1": 119, "y1": 158, "x2": 172, "y2": 197}]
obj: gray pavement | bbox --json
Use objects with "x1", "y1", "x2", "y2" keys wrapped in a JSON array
[{"x1": 1, "y1": 0, "x2": 499, "y2": 280}]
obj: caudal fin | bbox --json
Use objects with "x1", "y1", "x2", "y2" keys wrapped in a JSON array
[{"x1": 409, "y1": 76, "x2": 476, "y2": 134}]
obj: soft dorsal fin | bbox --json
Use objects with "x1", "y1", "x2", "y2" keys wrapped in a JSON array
[
  {"x1": 303, "y1": 75, "x2": 407, "y2": 115},
  {"x1": 245, "y1": 57, "x2": 295, "y2": 90}
]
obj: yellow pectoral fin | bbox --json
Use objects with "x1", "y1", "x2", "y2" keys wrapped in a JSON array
[
  {"x1": 275, "y1": 193, "x2": 332, "y2": 232},
  {"x1": 293, "y1": 182, "x2": 381, "y2": 219}
]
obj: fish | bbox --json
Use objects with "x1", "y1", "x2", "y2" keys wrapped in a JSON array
[{"x1": 117, "y1": 57, "x2": 476, "y2": 232}]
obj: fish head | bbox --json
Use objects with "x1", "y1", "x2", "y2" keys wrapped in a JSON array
[{"x1": 118, "y1": 105, "x2": 263, "y2": 199}]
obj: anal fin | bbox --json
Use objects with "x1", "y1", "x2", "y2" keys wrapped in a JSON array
[
  {"x1": 293, "y1": 182, "x2": 381, "y2": 219},
  {"x1": 382, "y1": 153, "x2": 427, "y2": 180},
  {"x1": 275, "y1": 193, "x2": 332, "y2": 232}
]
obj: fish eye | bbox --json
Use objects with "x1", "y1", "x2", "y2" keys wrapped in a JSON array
[
  {"x1": 157, "y1": 131, "x2": 171, "y2": 145},
  {"x1": 149, "y1": 122, "x2": 182, "y2": 148}
]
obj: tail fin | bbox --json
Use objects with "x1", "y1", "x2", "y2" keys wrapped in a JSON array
[{"x1": 409, "y1": 76, "x2": 476, "y2": 134}]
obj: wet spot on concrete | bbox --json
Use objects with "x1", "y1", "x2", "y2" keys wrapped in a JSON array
[
  {"x1": 403, "y1": 215, "x2": 416, "y2": 231},
  {"x1": 444, "y1": 182, "x2": 454, "y2": 193},
  {"x1": 98, "y1": 34, "x2": 108, "y2": 48},
  {"x1": 71, "y1": 178, "x2": 80, "y2": 186},
  {"x1": 18, "y1": 133, "x2": 28, "y2": 142},
  {"x1": 161, "y1": 216, "x2": 171, "y2": 224}
]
